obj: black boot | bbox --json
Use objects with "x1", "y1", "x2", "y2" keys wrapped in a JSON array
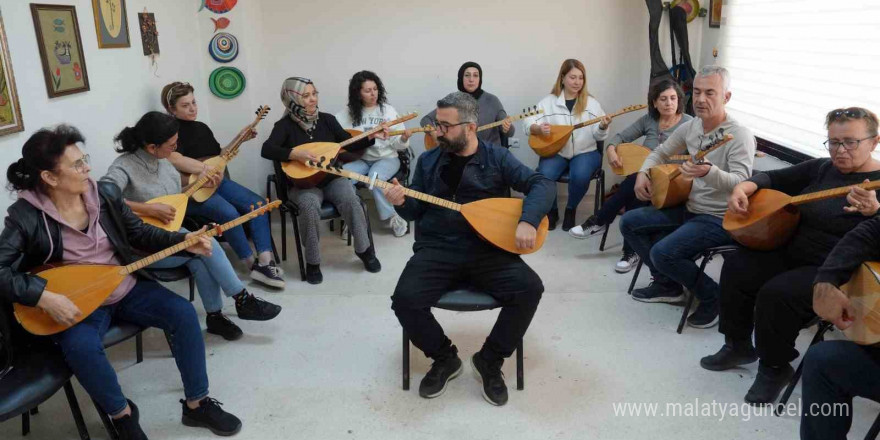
[
  {"x1": 745, "y1": 362, "x2": 794, "y2": 405},
  {"x1": 112, "y1": 400, "x2": 148, "y2": 440},
  {"x1": 561, "y1": 207, "x2": 576, "y2": 231},
  {"x1": 306, "y1": 263, "x2": 323, "y2": 285},
  {"x1": 700, "y1": 336, "x2": 757, "y2": 371},
  {"x1": 547, "y1": 208, "x2": 559, "y2": 231},
  {"x1": 356, "y1": 245, "x2": 382, "y2": 273}
]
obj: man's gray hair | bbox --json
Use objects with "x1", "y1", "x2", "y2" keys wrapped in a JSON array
[
  {"x1": 697, "y1": 65, "x2": 731, "y2": 92},
  {"x1": 437, "y1": 92, "x2": 479, "y2": 124}
]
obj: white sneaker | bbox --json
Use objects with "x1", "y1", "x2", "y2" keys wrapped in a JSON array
[
  {"x1": 389, "y1": 215, "x2": 408, "y2": 237},
  {"x1": 569, "y1": 220, "x2": 605, "y2": 240},
  {"x1": 615, "y1": 251, "x2": 640, "y2": 273}
]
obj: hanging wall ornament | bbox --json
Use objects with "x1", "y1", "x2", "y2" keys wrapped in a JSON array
[
  {"x1": 198, "y1": 0, "x2": 237, "y2": 14},
  {"x1": 210, "y1": 17, "x2": 230, "y2": 33},
  {"x1": 209, "y1": 66, "x2": 245, "y2": 99},
  {"x1": 208, "y1": 32, "x2": 238, "y2": 63}
]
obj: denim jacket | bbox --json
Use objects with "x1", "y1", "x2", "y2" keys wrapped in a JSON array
[{"x1": 396, "y1": 140, "x2": 554, "y2": 251}]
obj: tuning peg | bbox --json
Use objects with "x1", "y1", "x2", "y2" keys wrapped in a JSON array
[
  {"x1": 257, "y1": 201, "x2": 263, "y2": 207},
  {"x1": 250, "y1": 204, "x2": 254, "y2": 211},
  {"x1": 306, "y1": 160, "x2": 314, "y2": 166},
  {"x1": 266, "y1": 197, "x2": 271, "y2": 203}
]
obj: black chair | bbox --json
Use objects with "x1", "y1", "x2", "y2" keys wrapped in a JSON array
[
  {"x1": 866, "y1": 413, "x2": 880, "y2": 440},
  {"x1": 0, "y1": 305, "x2": 90, "y2": 439},
  {"x1": 266, "y1": 171, "x2": 374, "y2": 281},
  {"x1": 627, "y1": 244, "x2": 739, "y2": 334},
  {"x1": 774, "y1": 320, "x2": 834, "y2": 416},
  {"x1": 555, "y1": 141, "x2": 606, "y2": 241},
  {"x1": 401, "y1": 287, "x2": 525, "y2": 392}
]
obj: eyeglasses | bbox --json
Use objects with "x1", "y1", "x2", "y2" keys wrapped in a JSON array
[
  {"x1": 824, "y1": 137, "x2": 874, "y2": 152},
  {"x1": 70, "y1": 154, "x2": 90, "y2": 173},
  {"x1": 433, "y1": 120, "x2": 469, "y2": 133}
]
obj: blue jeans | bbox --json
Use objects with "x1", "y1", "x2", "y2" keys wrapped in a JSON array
[
  {"x1": 801, "y1": 341, "x2": 880, "y2": 440},
  {"x1": 187, "y1": 178, "x2": 274, "y2": 261},
  {"x1": 536, "y1": 151, "x2": 602, "y2": 210},
  {"x1": 343, "y1": 157, "x2": 401, "y2": 220},
  {"x1": 52, "y1": 280, "x2": 208, "y2": 416},
  {"x1": 148, "y1": 228, "x2": 245, "y2": 313},
  {"x1": 619, "y1": 205, "x2": 733, "y2": 302}
]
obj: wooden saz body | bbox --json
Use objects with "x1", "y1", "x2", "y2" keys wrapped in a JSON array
[
  {"x1": 722, "y1": 189, "x2": 800, "y2": 251},
  {"x1": 529, "y1": 125, "x2": 575, "y2": 158},
  {"x1": 13, "y1": 263, "x2": 127, "y2": 336},
  {"x1": 612, "y1": 143, "x2": 652, "y2": 176},
  {"x1": 459, "y1": 198, "x2": 549, "y2": 255},
  {"x1": 649, "y1": 164, "x2": 693, "y2": 209},
  {"x1": 187, "y1": 155, "x2": 228, "y2": 203},
  {"x1": 841, "y1": 262, "x2": 880, "y2": 345},
  {"x1": 424, "y1": 133, "x2": 438, "y2": 150},
  {"x1": 282, "y1": 142, "x2": 345, "y2": 188},
  {"x1": 141, "y1": 193, "x2": 189, "y2": 231}
]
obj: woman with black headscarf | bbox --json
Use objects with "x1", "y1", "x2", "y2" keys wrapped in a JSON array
[{"x1": 421, "y1": 61, "x2": 514, "y2": 148}]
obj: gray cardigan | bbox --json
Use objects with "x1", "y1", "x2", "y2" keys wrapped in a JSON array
[
  {"x1": 421, "y1": 91, "x2": 514, "y2": 147},
  {"x1": 607, "y1": 113, "x2": 693, "y2": 150},
  {"x1": 100, "y1": 148, "x2": 182, "y2": 202}
]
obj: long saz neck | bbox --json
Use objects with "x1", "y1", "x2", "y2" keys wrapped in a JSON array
[
  {"x1": 315, "y1": 164, "x2": 462, "y2": 211},
  {"x1": 791, "y1": 180, "x2": 880, "y2": 205},
  {"x1": 183, "y1": 166, "x2": 223, "y2": 197}
]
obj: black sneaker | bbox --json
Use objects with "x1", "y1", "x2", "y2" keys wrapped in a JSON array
[
  {"x1": 234, "y1": 292, "x2": 281, "y2": 321},
  {"x1": 568, "y1": 215, "x2": 605, "y2": 239},
  {"x1": 112, "y1": 399, "x2": 148, "y2": 440},
  {"x1": 206, "y1": 313, "x2": 243, "y2": 341},
  {"x1": 471, "y1": 352, "x2": 508, "y2": 406},
  {"x1": 356, "y1": 246, "x2": 381, "y2": 273},
  {"x1": 419, "y1": 351, "x2": 463, "y2": 399},
  {"x1": 687, "y1": 300, "x2": 719, "y2": 328},
  {"x1": 631, "y1": 280, "x2": 685, "y2": 303},
  {"x1": 181, "y1": 397, "x2": 242, "y2": 436},
  {"x1": 744, "y1": 362, "x2": 794, "y2": 406},
  {"x1": 700, "y1": 340, "x2": 758, "y2": 371},
  {"x1": 250, "y1": 262, "x2": 285, "y2": 289},
  {"x1": 306, "y1": 264, "x2": 323, "y2": 285},
  {"x1": 547, "y1": 209, "x2": 558, "y2": 231}
]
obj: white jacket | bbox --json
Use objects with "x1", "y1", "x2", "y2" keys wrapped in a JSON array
[
  {"x1": 523, "y1": 93, "x2": 608, "y2": 159},
  {"x1": 334, "y1": 104, "x2": 410, "y2": 161}
]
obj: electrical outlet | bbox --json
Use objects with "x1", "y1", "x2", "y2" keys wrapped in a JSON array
[{"x1": 509, "y1": 138, "x2": 520, "y2": 148}]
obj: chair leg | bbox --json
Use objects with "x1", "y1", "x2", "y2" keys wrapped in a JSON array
[
  {"x1": 281, "y1": 209, "x2": 287, "y2": 261},
  {"x1": 292, "y1": 213, "x2": 306, "y2": 281},
  {"x1": 516, "y1": 339, "x2": 524, "y2": 390},
  {"x1": 363, "y1": 200, "x2": 375, "y2": 249},
  {"x1": 599, "y1": 221, "x2": 610, "y2": 252},
  {"x1": 135, "y1": 333, "x2": 143, "y2": 364},
  {"x1": 188, "y1": 276, "x2": 195, "y2": 303},
  {"x1": 775, "y1": 323, "x2": 834, "y2": 415},
  {"x1": 92, "y1": 397, "x2": 119, "y2": 440},
  {"x1": 865, "y1": 412, "x2": 880, "y2": 440},
  {"x1": 63, "y1": 381, "x2": 91, "y2": 440},
  {"x1": 628, "y1": 259, "x2": 643, "y2": 294},
  {"x1": 21, "y1": 411, "x2": 29, "y2": 436},
  {"x1": 163, "y1": 330, "x2": 174, "y2": 357},
  {"x1": 677, "y1": 254, "x2": 711, "y2": 334},
  {"x1": 402, "y1": 328, "x2": 410, "y2": 391}
]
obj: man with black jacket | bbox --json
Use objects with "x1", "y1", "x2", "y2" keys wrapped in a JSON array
[
  {"x1": 801, "y1": 216, "x2": 880, "y2": 439},
  {"x1": 384, "y1": 92, "x2": 554, "y2": 406}
]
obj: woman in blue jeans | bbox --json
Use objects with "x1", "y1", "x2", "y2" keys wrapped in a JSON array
[
  {"x1": 102, "y1": 112, "x2": 282, "y2": 342},
  {"x1": 523, "y1": 59, "x2": 612, "y2": 231},
  {"x1": 0, "y1": 125, "x2": 241, "y2": 439},
  {"x1": 160, "y1": 81, "x2": 284, "y2": 288},
  {"x1": 335, "y1": 71, "x2": 412, "y2": 237}
]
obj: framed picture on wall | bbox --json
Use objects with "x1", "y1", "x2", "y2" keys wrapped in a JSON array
[
  {"x1": 92, "y1": 0, "x2": 130, "y2": 48},
  {"x1": 709, "y1": 0, "x2": 723, "y2": 28},
  {"x1": 0, "y1": 10, "x2": 24, "y2": 136},
  {"x1": 30, "y1": 4, "x2": 90, "y2": 98}
]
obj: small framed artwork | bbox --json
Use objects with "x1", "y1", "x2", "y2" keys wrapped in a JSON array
[
  {"x1": 30, "y1": 4, "x2": 90, "y2": 98},
  {"x1": 92, "y1": 0, "x2": 130, "y2": 48},
  {"x1": 709, "y1": 0, "x2": 723, "y2": 28},
  {"x1": 137, "y1": 12, "x2": 159, "y2": 56},
  {"x1": 0, "y1": 10, "x2": 24, "y2": 136}
]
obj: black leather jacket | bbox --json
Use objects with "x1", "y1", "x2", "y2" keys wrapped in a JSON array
[{"x1": 0, "y1": 182, "x2": 187, "y2": 307}]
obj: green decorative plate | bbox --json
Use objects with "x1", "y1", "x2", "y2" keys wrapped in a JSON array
[{"x1": 208, "y1": 66, "x2": 245, "y2": 99}]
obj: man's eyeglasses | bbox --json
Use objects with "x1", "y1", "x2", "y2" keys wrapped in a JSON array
[
  {"x1": 71, "y1": 154, "x2": 90, "y2": 173},
  {"x1": 433, "y1": 120, "x2": 469, "y2": 133},
  {"x1": 824, "y1": 137, "x2": 874, "y2": 152}
]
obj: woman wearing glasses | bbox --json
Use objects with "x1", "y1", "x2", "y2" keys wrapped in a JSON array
[
  {"x1": 569, "y1": 78, "x2": 692, "y2": 273},
  {"x1": 523, "y1": 59, "x2": 612, "y2": 231},
  {"x1": 335, "y1": 71, "x2": 412, "y2": 237},
  {"x1": 420, "y1": 61, "x2": 515, "y2": 148},
  {"x1": 160, "y1": 81, "x2": 285, "y2": 289},
  {"x1": 700, "y1": 107, "x2": 880, "y2": 406},
  {"x1": 261, "y1": 77, "x2": 384, "y2": 285},
  {"x1": 102, "y1": 112, "x2": 282, "y2": 341}
]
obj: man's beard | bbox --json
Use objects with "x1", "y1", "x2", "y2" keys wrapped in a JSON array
[{"x1": 438, "y1": 131, "x2": 467, "y2": 154}]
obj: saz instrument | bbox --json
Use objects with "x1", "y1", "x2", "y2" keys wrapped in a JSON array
[
  {"x1": 185, "y1": 106, "x2": 271, "y2": 203},
  {"x1": 424, "y1": 107, "x2": 544, "y2": 151},
  {"x1": 304, "y1": 157, "x2": 549, "y2": 254},
  {"x1": 723, "y1": 179, "x2": 880, "y2": 251},
  {"x1": 342, "y1": 124, "x2": 434, "y2": 163},
  {"x1": 140, "y1": 166, "x2": 225, "y2": 232},
  {"x1": 529, "y1": 104, "x2": 647, "y2": 158},
  {"x1": 840, "y1": 261, "x2": 880, "y2": 345},
  {"x1": 610, "y1": 143, "x2": 690, "y2": 176},
  {"x1": 649, "y1": 133, "x2": 734, "y2": 209},
  {"x1": 281, "y1": 112, "x2": 417, "y2": 188},
  {"x1": 13, "y1": 201, "x2": 281, "y2": 336}
]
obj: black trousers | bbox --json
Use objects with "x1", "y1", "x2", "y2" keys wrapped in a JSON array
[
  {"x1": 718, "y1": 248, "x2": 819, "y2": 366},
  {"x1": 391, "y1": 244, "x2": 544, "y2": 363}
]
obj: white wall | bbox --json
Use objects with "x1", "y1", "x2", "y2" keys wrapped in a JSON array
[
  {"x1": 0, "y1": 0, "x2": 207, "y2": 208},
  {"x1": 0, "y1": 0, "x2": 709, "y2": 211}
]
